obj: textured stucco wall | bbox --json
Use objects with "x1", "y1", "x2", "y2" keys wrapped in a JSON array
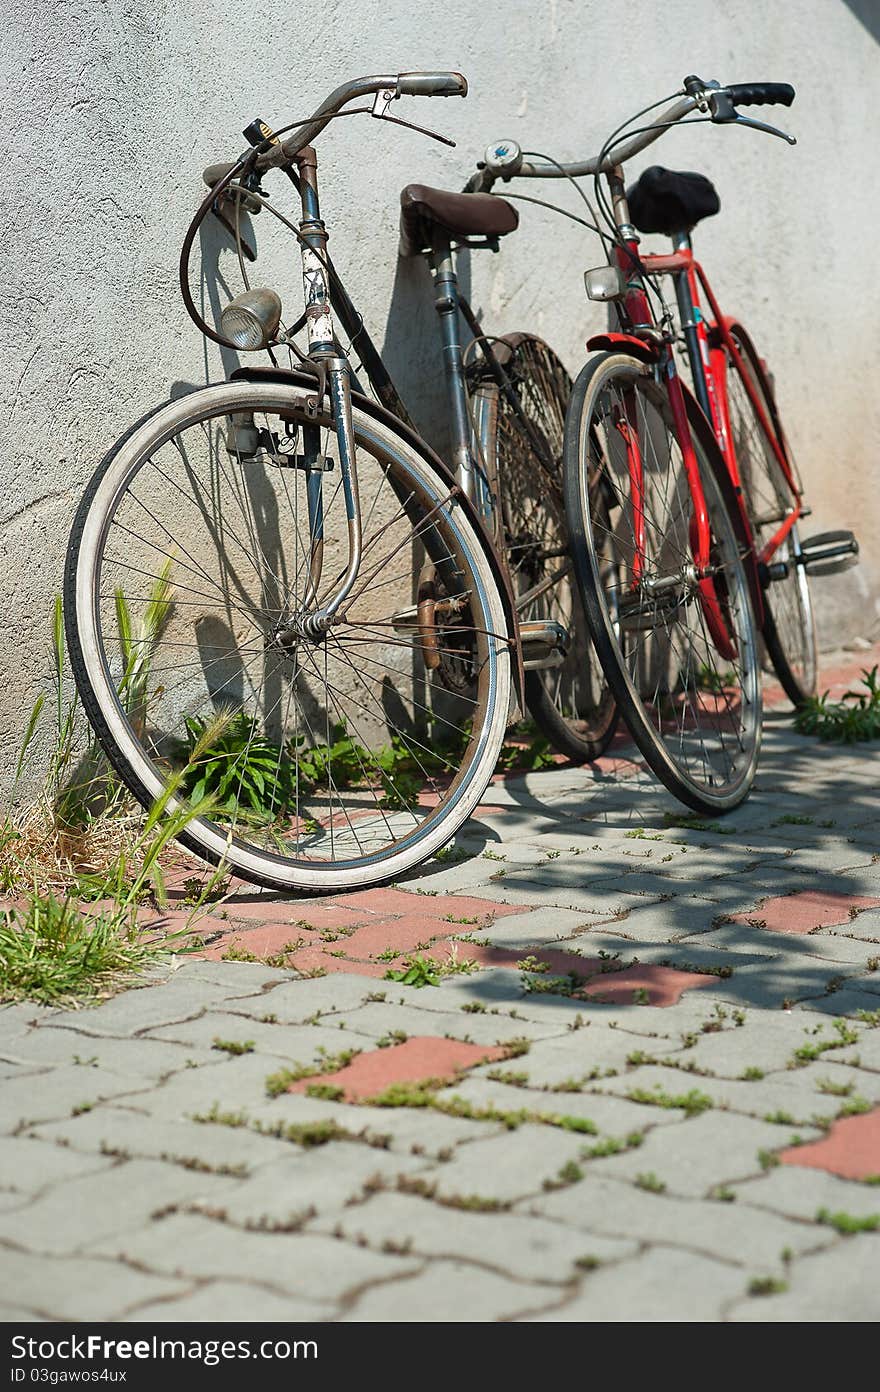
[{"x1": 1, "y1": 0, "x2": 878, "y2": 780}]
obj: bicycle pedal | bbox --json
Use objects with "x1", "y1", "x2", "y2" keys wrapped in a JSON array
[
  {"x1": 519, "y1": 618, "x2": 570, "y2": 670},
  {"x1": 797, "y1": 530, "x2": 859, "y2": 576}
]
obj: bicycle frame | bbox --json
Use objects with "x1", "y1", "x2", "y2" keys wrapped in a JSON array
[
  {"x1": 275, "y1": 149, "x2": 553, "y2": 626},
  {"x1": 639, "y1": 238, "x2": 803, "y2": 570}
]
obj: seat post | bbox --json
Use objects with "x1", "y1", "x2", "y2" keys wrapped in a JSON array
[
  {"x1": 671, "y1": 227, "x2": 713, "y2": 423},
  {"x1": 427, "y1": 233, "x2": 477, "y2": 501}
]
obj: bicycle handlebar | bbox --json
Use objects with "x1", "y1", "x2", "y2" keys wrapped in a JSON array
[
  {"x1": 202, "y1": 70, "x2": 467, "y2": 186},
  {"x1": 469, "y1": 76, "x2": 796, "y2": 191}
]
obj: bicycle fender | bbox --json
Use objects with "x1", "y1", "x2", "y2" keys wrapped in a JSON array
[
  {"x1": 586, "y1": 332, "x2": 660, "y2": 363},
  {"x1": 230, "y1": 364, "x2": 525, "y2": 706}
]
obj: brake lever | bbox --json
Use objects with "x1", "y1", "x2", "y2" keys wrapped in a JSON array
[
  {"x1": 729, "y1": 112, "x2": 796, "y2": 145},
  {"x1": 707, "y1": 90, "x2": 795, "y2": 144},
  {"x1": 370, "y1": 86, "x2": 455, "y2": 147}
]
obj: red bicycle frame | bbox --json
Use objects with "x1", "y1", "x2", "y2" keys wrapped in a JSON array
[
  {"x1": 638, "y1": 241, "x2": 803, "y2": 571},
  {"x1": 589, "y1": 236, "x2": 742, "y2": 659}
]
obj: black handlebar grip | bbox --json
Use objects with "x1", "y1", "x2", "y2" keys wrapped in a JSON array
[
  {"x1": 727, "y1": 82, "x2": 795, "y2": 108},
  {"x1": 397, "y1": 71, "x2": 468, "y2": 98}
]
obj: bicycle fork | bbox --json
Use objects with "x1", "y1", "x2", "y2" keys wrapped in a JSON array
[{"x1": 277, "y1": 148, "x2": 362, "y2": 642}]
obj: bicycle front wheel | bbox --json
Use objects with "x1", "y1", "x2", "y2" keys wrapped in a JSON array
[
  {"x1": 483, "y1": 335, "x2": 617, "y2": 761},
  {"x1": 64, "y1": 379, "x2": 512, "y2": 892},
  {"x1": 563, "y1": 353, "x2": 762, "y2": 813},
  {"x1": 725, "y1": 324, "x2": 817, "y2": 706}
]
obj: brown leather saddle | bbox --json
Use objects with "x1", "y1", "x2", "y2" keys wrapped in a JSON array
[{"x1": 399, "y1": 183, "x2": 519, "y2": 256}]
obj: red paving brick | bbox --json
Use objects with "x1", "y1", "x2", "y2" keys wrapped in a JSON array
[
  {"x1": 733, "y1": 890, "x2": 880, "y2": 935},
  {"x1": 332, "y1": 888, "x2": 523, "y2": 922},
  {"x1": 779, "y1": 1108, "x2": 880, "y2": 1181},
  {"x1": 287, "y1": 1036, "x2": 507, "y2": 1102},
  {"x1": 338, "y1": 913, "x2": 456, "y2": 960},
  {"x1": 581, "y1": 963, "x2": 715, "y2": 1006}
]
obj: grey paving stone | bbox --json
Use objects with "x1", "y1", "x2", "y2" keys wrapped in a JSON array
[
  {"x1": 125, "y1": 1280, "x2": 331, "y2": 1322},
  {"x1": 326, "y1": 999, "x2": 563, "y2": 1049},
  {"x1": 43, "y1": 976, "x2": 263, "y2": 1038},
  {"x1": 439, "y1": 1077, "x2": 685, "y2": 1137},
  {"x1": 582, "y1": 1111, "x2": 791, "y2": 1194},
  {"x1": 466, "y1": 875, "x2": 664, "y2": 915},
  {"x1": 589, "y1": 1062, "x2": 848, "y2": 1131},
  {"x1": 0, "y1": 1304, "x2": 46, "y2": 1321},
  {"x1": 0, "y1": 1135, "x2": 115, "y2": 1196},
  {"x1": 730, "y1": 1164, "x2": 880, "y2": 1222},
  {"x1": 0, "y1": 1245, "x2": 188, "y2": 1320},
  {"x1": 192, "y1": 1141, "x2": 433, "y2": 1225},
  {"x1": 410, "y1": 1123, "x2": 590, "y2": 1204},
  {"x1": 31, "y1": 1107, "x2": 295, "y2": 1173},
  {"x1": 727, "y1": 1235, "x2": 880, "y2": 1321},
  {"x1": 483, "y1": 1028, "x2": 685, "y2": 1087},
  {"x1": 173, "y1": 960, "x2": 291, "y2": 990},
  {"x1": 527, "y1": 1246, "x2": 747, "y2": 1321},
  {"x1": 478, "y1": 907, "x2": 606, "y2": 948},
  {"x1": 312, "y1": 1191, "x2": 637, "y2": 1280},
  {"x1": 529, "y1": 1174, "x2": 831, "y2": 1267},
  {"x1": 792, "y1": 988, "x2": 880, "y2": 1026},
  {"x1": 667, "y1": 1006, "x2": 843, "y2": 1076},
  {"x1": 147, "y1": 1013, "x2": 362, "y2": 1065},
  {"x1": 0, "y1": 1029, "x2": 222, "y2": 1078},
  {"x1": 0, "y1": 1158, "x2": 234, "y2": 1254},
  {"x1": 0, "y1": 1064, "x2": 152, "y2": 1132},
  {"x1": 222, "y1": 974, "x2": 382, "y2": 1024},
  {"x1": 89, "y1": 1212, "x2": 421, "y2": 1301},
  {"x1": 339, "y1": 1258, "x2": 563, "y2": 1321},
  {"x1": 140, "y1": 1052, "x2": 300, "y2": 1121}
]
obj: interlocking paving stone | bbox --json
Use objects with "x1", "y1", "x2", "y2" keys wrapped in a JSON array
[
  {"x1": 526, "y1": 1247, "x2": 754, "y2": 1322},
  {"x1": 583, "y1": 1112, "x2": 797, "y2": 1194},
  {"x1": 338, "y1": 1258, "x2": 562, "y2": 1321},
  {"x1": 0, "y1": 1064, "x2": 153, "y2": 1132},
  {"x1": 0, "y1": 1136, "x2": 115, "y2": 1196},
  {"x1": 588, "y1": 1061, "x2": 879, "y2": 1128},
  {"x1": 286, "y1": 1036, "x2": 507, "y2": 1102},
  {"x1": 0, "y1": 1158, "x2": 236, "y2": 1255},
  {"x1": 31, "y1": 1107, "x2": 294, "y2": 1173},
  {"x1": 0, "y1": 1246, "x2": 188, "y2": 1321},
  {"x1": 311, "y1": 1192, "x2": 638, "y2": 1280},
  {"x1": 185, "y1": 1143, "x2": 433, "y2": 1225},
  {"x1": 529, "y1": 1174, "x2": 832, "y2": 1267},
  {"x1": 729, "y1": 1163, "x2": 880, "y2": 1221},
  {"x1": 125, "y1": 1281, "x2": 331, "y2": 1322},
  {"x1": 727, "y1": 1236, "x2": 880, "y2": 1322},
  {"x1": 436, "y1": 1077, "x2": 686, "y2": 1135},
  {"x1": 42, "y1": 976, "x2": 267, "y2": 1037},
  {"x1": 218, "y1": 974, "x2": 388, "y2": 1023},
  {"x1": 326, "y1": 1000, "x2": 565, "y2": 1048},
  {"x1": 88, "y1": 1212, "x2": 422, "y2": 1301},
  {"x1": 146, "y1": 1014, "x2": 360, "y2": 1063},
  {"x1": 408, "y1": 1124, "x2": 591, "y2": 1204},
  {"x1": 479, "y1": 1029, "x2": 685, "y2": 1086},
  {"x1": 0, "y1": 1029, "x2": 222, "y2": 1078},
  {"x1": 778, "y1": 1107, "x2": 880, "y2": 1180}
]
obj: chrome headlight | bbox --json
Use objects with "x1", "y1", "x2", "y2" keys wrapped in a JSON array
[{"x1": 221, "y1": 288, "x2": 282, "y2": 349}]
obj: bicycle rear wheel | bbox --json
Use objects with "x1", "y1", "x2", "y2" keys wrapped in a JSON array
[
  {"x1": 478, "y1": 335, "x2": 617, "y2": 761},
  {"x1": 64, "y1": 379, "x2": 512, "y2": 892},
  {"x1": 563, "y1": 353, "x2": 762, "y2": 813},
  {"x1": 725, "y1": 324, "x2": 817, "y2": 706}
]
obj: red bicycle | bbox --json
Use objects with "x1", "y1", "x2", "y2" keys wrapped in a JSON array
[{"x1": 476, "y1": 75, "x2": 858, "y2": 812}]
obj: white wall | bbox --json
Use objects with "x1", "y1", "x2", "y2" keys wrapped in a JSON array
[{"x1": 2, "y1": 0, "x2": 878, "y2": 778}]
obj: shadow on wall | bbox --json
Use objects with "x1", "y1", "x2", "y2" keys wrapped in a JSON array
[
  {"x1": 843, "y1": 0, "x2": 880, "y2": 43},
  {"x1": 379, "y1": 242, "x2": 474, "y2": 464}
]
